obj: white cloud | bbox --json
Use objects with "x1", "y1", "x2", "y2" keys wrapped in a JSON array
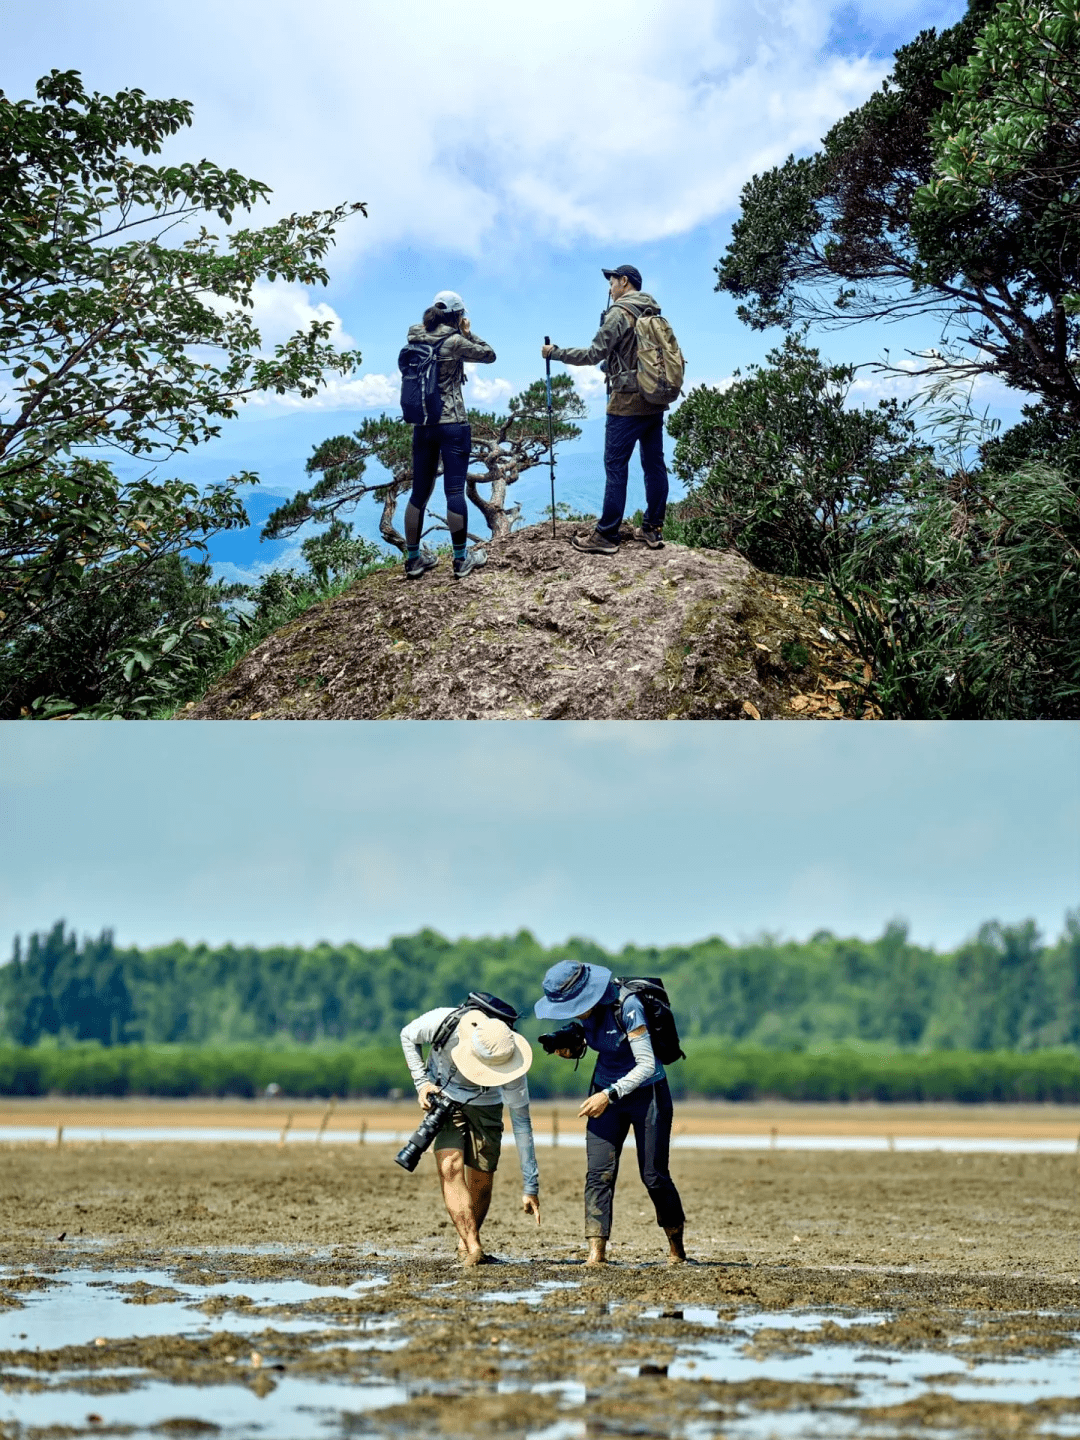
[
  {"x1": 73, "y1": 0, "x2": 890, "y2": 260},
  {"x1": 847, "y1": 358, "x2": 1032, "y2": 413},
  {"x1": 573, "y1": 367, "x2": 608, "y2": 403},
  {"x1": 465, "y1": 366, "x2": 515, "y2": 407},
  {"x1": 244, "y1": 280, "x2": 356, "y2": 351},
  {"x1": 244, "y1": 371, "x2": 399, "y2": 412}
]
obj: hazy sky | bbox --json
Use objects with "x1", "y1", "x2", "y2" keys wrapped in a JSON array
[
  {"x1": 2, "y1": 0, "x2": 1011, "y2": 582},
  {"x1": 2, "y1": 723, "x2": 1076, "y2": 956}
]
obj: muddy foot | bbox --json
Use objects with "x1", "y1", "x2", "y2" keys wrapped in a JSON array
[
  {"x1": 585, "y1": 1239, "x2": 609, "y2": 1267},
  {"x1": 457, "y1": 1247, "x2": 486, "y2": 1267}
]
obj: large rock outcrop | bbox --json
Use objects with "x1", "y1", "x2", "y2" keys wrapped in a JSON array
[{"x1": 185, "y1": 523, "x2": 871, "y2": 720}]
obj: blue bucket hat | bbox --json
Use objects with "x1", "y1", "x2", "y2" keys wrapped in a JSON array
[{"x1": 534, "y1": 960, "x2": 613, "y2": 1020}]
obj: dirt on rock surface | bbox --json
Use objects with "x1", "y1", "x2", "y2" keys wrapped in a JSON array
[
  {"x1": 183, "y1": 523, "x2": 869, "y2": 720},
  {"x1": 1, "y1": 1141, "x2": 1077, "y2": 1439}
]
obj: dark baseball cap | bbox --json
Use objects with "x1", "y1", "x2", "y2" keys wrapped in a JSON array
[{"x1": 602, "y1": 264, "x2": 642, "y2": 289}]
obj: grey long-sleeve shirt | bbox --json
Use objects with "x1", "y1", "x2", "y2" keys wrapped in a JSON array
[{"x1": 400, "y1": 1007, "x2": 539, "y2": 1195}]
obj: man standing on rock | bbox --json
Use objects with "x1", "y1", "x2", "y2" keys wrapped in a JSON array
[{"x1": 542, "y1": 266, "x2": 672, "y2": 555}]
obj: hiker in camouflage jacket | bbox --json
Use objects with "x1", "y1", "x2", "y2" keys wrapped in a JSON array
[
  {"x1": 403, "y1": 290, "x2": 496, "y2": 581},
  {"x1": 543, "y1": 265, "x2": 670, "y2": 554}
]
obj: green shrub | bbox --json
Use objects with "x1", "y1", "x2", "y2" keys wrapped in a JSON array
[{"x1": 1, "y1": 1042, "x2": 1076, "y2": 1104}]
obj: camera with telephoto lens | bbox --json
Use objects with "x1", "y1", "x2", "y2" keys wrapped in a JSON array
[
  {"x1": 394, "y1": 1090, "x2": 457, "y2": 1172},
  {"x1": 538, "y1": 1025, "x2": 587, "y2": 1059}
]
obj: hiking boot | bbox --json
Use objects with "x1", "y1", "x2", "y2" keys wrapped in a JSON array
[
  {"x1": 635, "y1": 525, "x2": 664, "y2": 550},
  {"x1": 404, "y1": 548, "x2": 439, "y2": 579},
  {"x1": 571, "y1": 529, "x2": 619, "y2": 555},
  {"x1": 453, "y1": 548, "x2": 487, "y2": 579}
]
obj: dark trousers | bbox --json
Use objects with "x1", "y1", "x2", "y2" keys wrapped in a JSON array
[
  {"x1": 584, "y1": 1078, "x2": 685, "y2": 1238},
  {"x1": 597, "y1": 413, "x2": 669, "y2": 540},
  {"x1": 405, "y1": 422, "x2": 471, "y2": 548}
]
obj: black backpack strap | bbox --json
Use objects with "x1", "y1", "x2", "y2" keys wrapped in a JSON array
[{"x1": 430, "y1": 1003, "x2": 467, "y2": 1053}]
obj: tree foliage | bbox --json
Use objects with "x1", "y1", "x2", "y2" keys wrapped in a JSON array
[
  {"x1": 716, "y1": 0, "x2": 1080, "y2": 413},
  {"x1": 818, "y1": 383, "x2": 1080, "y2": 717},
  {"x1": 264, "y1": 376, "x2": 587, "y2": 552},
  {"x1": 0, "y1": 70, "x2": 364, "y2": 678},
  {"x1": 4, "y1": 914, "x2": 1078, "y2": 1055},
  {"x1": 465, "y1": 376, "x2": 587, "y2": 539},
  {"x1": 666, "y1": 334, "x2": 929, "y2": 576}
]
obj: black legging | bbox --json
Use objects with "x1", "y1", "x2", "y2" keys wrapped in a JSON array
[
  {"x1": 584, "y1": 1078, "x2": 685, "y2": 1238},
  {"x1": 405, "y1": 421, "x2": 471, "y2": 549}
]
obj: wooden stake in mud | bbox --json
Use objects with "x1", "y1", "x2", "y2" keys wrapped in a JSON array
[
  {"x1": 317, "y1": 1097, "x2": 337, "y2": 1142},
  {"x1": 56, "y1": 1124, "x2": 63, "y2": 1148},
  {"x1": 359, "y1": 1120, "x2": 368, "y2": 1146},
  {"x1": 544, "y1": 337, "x2": 556, "y2": 537},
  {"x1": 278, "y1": 1112, "x2": 294, "y2": 1148},
  {"x1": 551, "y1": 1109, "x2": 559, "y2": 1148}
]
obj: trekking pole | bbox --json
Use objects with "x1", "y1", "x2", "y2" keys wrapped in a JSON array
[{"x1": 544, "y1": 337, "x2": 556, "y2": 538}]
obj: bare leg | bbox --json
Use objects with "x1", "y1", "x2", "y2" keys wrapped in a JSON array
[
  {"x1": 469, "y1": 1167, "x2": 494, "y2": 1231},
  {"x1": 456, "y1": 1168, "x2": 494, "y2": 1254},
  {"x1": 585, "y1": 1237, "x2": 608, "y2": 1267},
  {"x1": 435, "y1": 1149, "x2": 484, "y2": 1265}
]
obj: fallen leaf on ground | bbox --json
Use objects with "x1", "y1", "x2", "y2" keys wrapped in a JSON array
[
  {"x1": 789, "y1": 695, "x2": 810, "y2": 712},
  {"x1": 742, "y1": 701, "x2": 761, "y2": 719}
]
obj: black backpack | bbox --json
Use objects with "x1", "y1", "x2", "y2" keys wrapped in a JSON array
[
  {"x1": 430, "y1": 991, "x2": 519, "y2": 1052},
  {"x1": 398, "y1": 333, "x2": 451, "y2": 425},
  {"x1": 614, "y1": 976, "x2": 685, "y2": 1065}
]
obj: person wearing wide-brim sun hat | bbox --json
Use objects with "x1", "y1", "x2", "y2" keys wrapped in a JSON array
[
  {"x1": 400, "y1": 1003, "x2": 539, "y2": 1265},
  {"x1": 535, "y1": 960, "x2": 686, "y2": 1266}
]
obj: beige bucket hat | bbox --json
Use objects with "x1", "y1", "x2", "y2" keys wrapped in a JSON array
[{"x1": 448, "y1": 1010, "x2": 533, "y2": 1087}]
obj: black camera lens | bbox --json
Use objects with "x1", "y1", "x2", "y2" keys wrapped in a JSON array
[{"x1": 394, "y1": 1092, "x2": 455, "y2": 1172}]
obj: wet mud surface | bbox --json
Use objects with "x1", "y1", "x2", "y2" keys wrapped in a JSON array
[
  {"x1": 1, "y1": 1142, "x2": 1077, "y2": 1437},
  {"x1": 183, "y1": 524, "x2": 869, "y2": 721}
]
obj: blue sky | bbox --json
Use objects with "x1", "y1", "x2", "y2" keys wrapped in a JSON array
[
  {"x1": 3, "y1": 0, "x2": 1013, "y2": 583},
  {"x1": 2, "y1": 724, "x2": 1077, "y2": 956}
]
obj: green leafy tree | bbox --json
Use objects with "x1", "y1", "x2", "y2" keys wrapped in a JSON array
[
  {"x1": 262, "y1": 416, "x2": 414, "y2": 553},
  {"x1": 0, "y1": 551, "x2": 246, "y2": 717},
  {"x1": 5, "y1": 913, "x2": 1079, "y2": 1054},
  {"x1": 819, "y1": 381, "x2": 1080, "y2": 718},
  {"x1": 666, "y1": 334, "x2": 929, "y2": 577},
  {"x1": 465, "y1": 375, "x2": 587, "y2": 539},
  {"x1": 0, "y1": 70, "x2": 365, "y2": 662},
  {"x1": 264, "y1": 376, "x2": 587, "y2": 552},
  {"x1": 715, "y1": 0, "x2": 1080, "y2": 413}
]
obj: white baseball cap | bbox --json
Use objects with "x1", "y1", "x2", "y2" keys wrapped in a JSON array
[
  {"x1": 432, "y1": 289, "x2": 467, "y2": 316},
  {"x1": 448, "y1": 1010, "x2": 532, "y2": 1086}
]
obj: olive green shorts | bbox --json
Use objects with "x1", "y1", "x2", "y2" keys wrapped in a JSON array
[{"x1": 432, "y1": 1101, "x2": 503, "y2": 1173}]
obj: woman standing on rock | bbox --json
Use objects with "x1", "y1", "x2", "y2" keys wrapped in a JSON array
[
  {"x1": 534, "y1": 960, "x2": 687, "y2": 1266},
  {"x1": 400, "y1": 291, "x2": 496, "y2": 580}
]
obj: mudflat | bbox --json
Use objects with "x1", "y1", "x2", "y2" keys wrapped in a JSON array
[{"x1": 0, "y1": 1136, "x2": 1077, "y2": 1438}]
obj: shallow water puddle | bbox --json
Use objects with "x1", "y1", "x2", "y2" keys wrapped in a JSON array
[
  {"x1": 2, "y1": 1125, "x2": 1075, "y2": 1152},
  {"x1": 4, "y1": 1259, "x2": 1078, "y2": 1439},
  {"x1": 0, "y1": 1268, "x2": 389, "y2": 1350},
  {"x1": 479, "y1": 1281, "x2": 581, "y2": 1305},
  {"x1": 620, "y1": 1315, "x2": 1080, "y2": 1422},
  {"x1": 0, "y1": 1374, "x2": 409, "y2": 1437}
]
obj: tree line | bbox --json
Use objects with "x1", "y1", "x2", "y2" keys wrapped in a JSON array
[
  {"x1": 4, "y1": 916, "x2": 1078, "y2": 1054},
  {"x1": 1, "y1": 1042, "x2": 1078, "y2": 1104}
]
